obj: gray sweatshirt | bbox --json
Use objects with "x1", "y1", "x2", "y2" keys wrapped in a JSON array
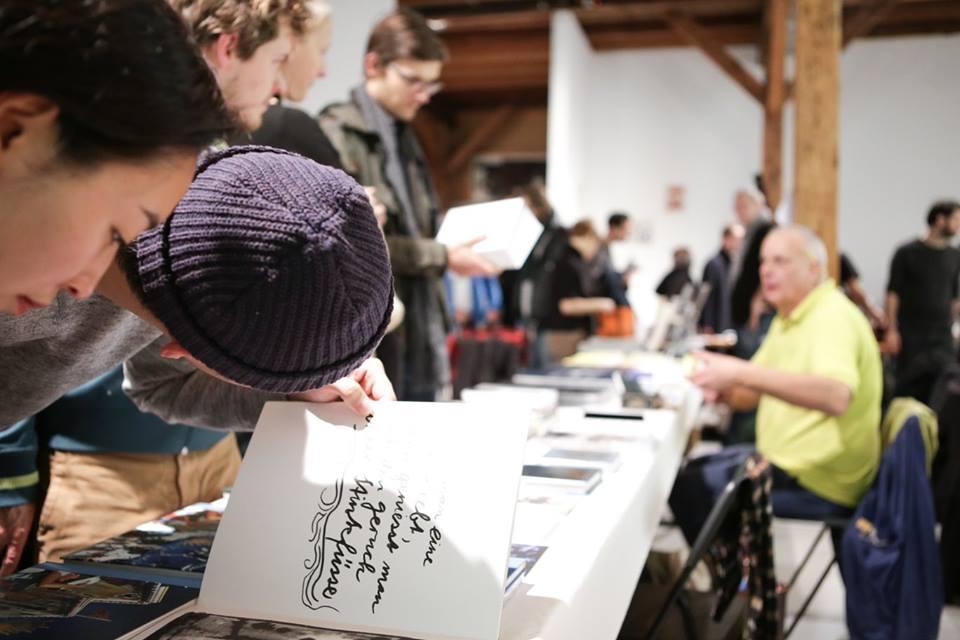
[{"x1": 0, "y1": 292, "x2": 277, "y2": 431}]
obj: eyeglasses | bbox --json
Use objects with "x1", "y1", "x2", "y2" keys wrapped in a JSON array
[{"x1": 389, "y1": 63, "x2": 444, "y2": 97}]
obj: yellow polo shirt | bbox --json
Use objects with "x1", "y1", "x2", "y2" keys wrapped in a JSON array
[{"x1": 752, "y1": 280, "x2": 882, "y2": 507}]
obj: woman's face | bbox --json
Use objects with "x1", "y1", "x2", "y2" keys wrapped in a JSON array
[
  {"x1": 0, "y1": 96, "x2": 196, "y2": 315},
  {"x1": 284, "y1": 17, "x2": 332, "y2": 102}
]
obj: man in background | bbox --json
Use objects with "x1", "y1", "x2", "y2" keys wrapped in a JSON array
[
  {"x1": 699, "y1": 224, "x2": 744, "y2": 334},
  {"x1": 885, "y1": 200, "x2": 960, "y2": 403},
  {"x1": 319, "y1": 8, "x2": 496, "y2": 400}
]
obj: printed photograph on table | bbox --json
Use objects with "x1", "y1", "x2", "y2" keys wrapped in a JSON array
[
  {"x1": 63, "y1": 502, "x2": 224, "y2": 576},
  {"x1": 0, "y1": 567, "x2": 196, "y2": 639},
  {"x1": 143, "y1": 612, "x2": 417, "y2": 640}
]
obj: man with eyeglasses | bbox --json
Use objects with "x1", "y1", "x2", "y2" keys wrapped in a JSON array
[{"x1": 320, "y1": 8, "x2": 497, "y2": 401}]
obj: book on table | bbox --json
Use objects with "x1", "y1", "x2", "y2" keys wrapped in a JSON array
[
  {"x1": 118, "y1": 400, "x2": 529, "y2": 640},
  {"x1": 57, "y1": 499, "x2": 227, "y2": 587},
  {"x1": 0, "y1": 566, "x2": 197, "y2": 640}
]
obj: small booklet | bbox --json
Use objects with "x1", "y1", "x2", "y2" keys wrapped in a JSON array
[
  {"x1": 435, "y1": 197, "x2": 543, "y2": 270},
  {"x1": 520, "y1": 464, "x2": 603, "y2": 494},
  {"x1": 0, "y1": 566, "x2": 196, "y2": 639},
  {"x1": 543, "y1": 447, "x2": 620, "y2": 465},
  {"x1": 127, "y1": 401, "x2": 529, "y2": 640},
  {"x1": 59, "y1": 500, "x2": 227, "y2": 586}
]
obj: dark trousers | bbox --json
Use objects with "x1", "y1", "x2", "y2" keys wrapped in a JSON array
[{"x1": 670, "y1": 446, "x2": 853, "y2": 560}]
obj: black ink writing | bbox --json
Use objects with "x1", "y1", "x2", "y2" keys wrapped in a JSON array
[
  {"x1": 409, "y1": 505, "x2": 431, "y2": 535},
  {"x1": 423, "y1": 526, "x2": 442, "y2": 566},
  {"x1": 386, "y1": 493, "x2": 404, "y2": 554},
  {"x1": 321, "y1": 480, "x2": 372, "y2": 599},
  {"x1": 372, "y1": 560, "x2": 390, "y2": 613},
  {"x1": 355, "y1": 500, "x2": 386, "y2": 581}
]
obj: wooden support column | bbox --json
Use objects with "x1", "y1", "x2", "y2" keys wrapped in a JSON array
[
  {"x1": 794, "y1": 0, "x2": 841, "y2": 280},
  {"x1": 762, "y1": 0, "x2": 788, "y2": 211}
]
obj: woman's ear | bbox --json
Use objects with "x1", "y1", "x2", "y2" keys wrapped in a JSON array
[{"x1": 0, "y1": 94, "x2": 59, "y2": 174}]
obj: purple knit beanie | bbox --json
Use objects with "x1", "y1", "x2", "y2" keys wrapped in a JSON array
[{"x1": 133, "y1": 146, "x2": 394, "y2": 393}]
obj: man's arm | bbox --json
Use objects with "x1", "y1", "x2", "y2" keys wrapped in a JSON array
[
  {"x1": 387, "y1": 236, "x2": 498, "y2": 278},
  {"x1": 738, "y1": 363, "x2": 852, "y2": 416},
  {"x1": 691, "y1": 352, "x2": 852, "y2": 417},
  {"x1": 883, "y1": 291, "x2": 901, "y2": 354},
  {"x1": 558, "y1": 297, "x2": 616, "y2": 316},
  {"x1": 0, "y1": 419, "x2": 39, "y2": 576},
  {"x1": 123, "y1": 337, "x2": 282, "y2": 430},
  {"x1": 385, "y1": 235, "x2": 448, "y2": 276}
]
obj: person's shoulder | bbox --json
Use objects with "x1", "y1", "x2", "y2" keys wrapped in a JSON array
[
  {"x1": 318, "y1": 100, "x2": 368, "y2": 132},
  {"x1": 820, "y1": 285, "x2": 873, "y2": 334}
]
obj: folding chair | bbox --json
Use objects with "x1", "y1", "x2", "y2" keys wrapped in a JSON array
[
  {"x1": 781, "y1": 515, "x2": 849, "y2": 638},
  {"x1": 642, "y1": 465, "x2": 750, "y2": 640}
]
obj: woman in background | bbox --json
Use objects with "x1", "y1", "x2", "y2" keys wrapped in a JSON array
[
  {"x1": 538, "y1": 221, "x2": 616, "y2": 363},
  {"x1": 250, "y1": 0, "x2": 341, "y2": 167}
]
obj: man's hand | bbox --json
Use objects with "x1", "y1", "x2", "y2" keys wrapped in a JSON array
[
  {"x1": 689, "y1": 351, "x2": 746, "y2": 395},
  {"x1": 882, "y1": 327, "x2": 902, "y2": 355},
  {"x1": 363, "y1": 186, "x2": 388, "y2": 228},
  {"x1": 446, "y1": 237, "x2": 499, "y2": 277},
  {"x1": 290, "y1": 358, "x2": 397, "y2": 417},
  {"x1": 0, "y1": 502, "x2": 36, "y2": 577}
]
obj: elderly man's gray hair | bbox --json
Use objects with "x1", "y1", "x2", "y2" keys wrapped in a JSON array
[{"x1": 780, "y1": 224, "x2": 829, "y2": 282}]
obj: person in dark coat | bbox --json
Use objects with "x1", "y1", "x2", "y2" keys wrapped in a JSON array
[{"x1": 699, "y1": 223, "x2": 744, "y2": 333}]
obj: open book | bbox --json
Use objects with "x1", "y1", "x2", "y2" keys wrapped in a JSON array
[{"x1": 126, "y1": 401, "x2": 529, "y2": 640}]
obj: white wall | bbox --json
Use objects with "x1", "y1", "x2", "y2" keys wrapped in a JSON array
[
  {"x1": 839, "y1": 36, "x2": 960, "y2": 302},
  {"x1": 547, "y1": 29, "x2": 960, "y2": 325},
  {"x1": 290, "y1": 0, "x2": 396, "y2": 116},
  {"x1": 546, "y1": 11, "x2": 597, "y2": 225}
]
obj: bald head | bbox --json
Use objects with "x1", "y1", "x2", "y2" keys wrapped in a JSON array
[
  {"x1": 759, "y1": 226, "x2": 827, "y2": 315},
  {"x1": 734, "y1": 189, "x2": 762, "y2": 225}
]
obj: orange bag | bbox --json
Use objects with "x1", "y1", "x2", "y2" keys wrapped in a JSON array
[{"x1": 596, "y1": 306, "x2": 635, "y2": 337}]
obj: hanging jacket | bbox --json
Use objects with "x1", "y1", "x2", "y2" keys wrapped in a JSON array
[{"x1": 841, "y1": 416, "x2": 944, "y2": 640}]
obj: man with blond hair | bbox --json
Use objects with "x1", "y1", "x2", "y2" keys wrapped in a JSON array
[
  {"x1": 671, "y1": 226, "x2": 882, "y2": 548},
  {"x1": 170, "y1": 0, "x2": 310, "y2": 130}
]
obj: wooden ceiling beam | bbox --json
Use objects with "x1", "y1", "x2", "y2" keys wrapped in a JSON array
[
  {"x1": 576, "y1": 0, "x2": 762, "y2": 24},
  {"x1": 843, "y1": 0, "x2": 901, "y2": 46},
  {"x1": 588, "y1": 23, "x2": 761, "y2": 49},
  {"x1": 663, "y1": 12, "x2": 765, "y2": 103},
  {"x1": 447, "y1": 106, "x2": 516, "y2": 172}
]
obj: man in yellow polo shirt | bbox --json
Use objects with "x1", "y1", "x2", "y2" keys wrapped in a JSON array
[{"x1": 671, "y1": 225, "x2": 881, "y2": 546}]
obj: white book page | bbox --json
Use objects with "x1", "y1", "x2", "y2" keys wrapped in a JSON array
[
  {"x1": 436, "y1": 198, "x2": 542, "y2": 270},
  {"x1": 200, "y1": 402, "x2": 529, "y2": 640}
]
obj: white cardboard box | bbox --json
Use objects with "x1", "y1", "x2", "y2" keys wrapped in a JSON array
[{"x1": 436, "y1": 197, "x2": 543, "y2": 270}]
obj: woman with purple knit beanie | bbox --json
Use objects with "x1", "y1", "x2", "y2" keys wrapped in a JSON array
[{"x1": 97, "y1": 146, "x2": 396, "y2": 403}]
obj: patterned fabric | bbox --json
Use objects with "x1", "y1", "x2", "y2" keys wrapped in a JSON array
[{"x1": 707, "y1": 453, "x2": 779, "y2": 639}]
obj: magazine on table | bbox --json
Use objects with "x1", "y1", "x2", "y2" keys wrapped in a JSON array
[
  {"x1": 58, "y1": 499, "x2": 228, "y2": 587},
  {"x1": 122, "y1": 401, "x2": 530, "y2": 640},
  {"x1": 0, "y1": 566, "x2": 197, "y2": 639}
]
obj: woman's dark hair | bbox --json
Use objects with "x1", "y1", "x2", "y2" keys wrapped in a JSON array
[
  {"x1": 366, "y1": 8, "x2": 448, "y2": 67},
  {"x1": 0, "y1": 0, "x2": 235, "y2": 166},
  {"x1": 927, "y1": 200, "x2": 960, "y2": 227}
]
